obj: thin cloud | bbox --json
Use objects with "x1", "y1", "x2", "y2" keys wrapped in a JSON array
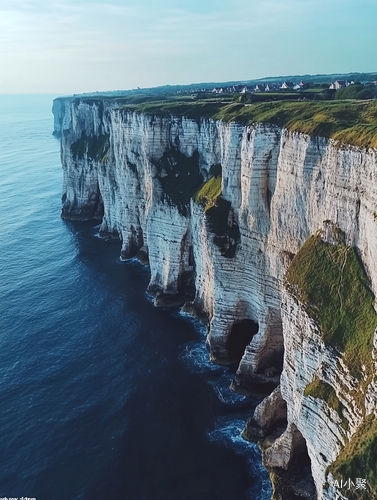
[{"x1": 0, "y1": 0, "x2": 376, "y2": 93}]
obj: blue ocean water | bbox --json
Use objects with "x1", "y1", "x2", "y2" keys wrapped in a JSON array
[{"x1": 0, "y1": 94, "x2": 272, "y2": 500}]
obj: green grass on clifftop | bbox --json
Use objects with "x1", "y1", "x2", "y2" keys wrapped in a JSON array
[
  {"x1": 111, "y1": 95, "x2": 377, "y2": 149},
  {"x1": 213, "y1": 100, "x2": 377, "y2": 149},
  {"x1": 285, "y1": 232, "x2": 377, "y2": 379},
  {"x1": 117, "y1": 97, "x2": 225, "y2": 120}
]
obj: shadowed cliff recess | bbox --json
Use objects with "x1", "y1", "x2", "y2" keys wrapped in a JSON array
[{"x1": 226, "y1": 320, "x2": 259, "y2": 365}]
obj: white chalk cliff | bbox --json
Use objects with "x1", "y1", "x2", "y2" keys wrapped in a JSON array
[{"x1": 53, "y1": 96, "x2": 377, "y2": 500}]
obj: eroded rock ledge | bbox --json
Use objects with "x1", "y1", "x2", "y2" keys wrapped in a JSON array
[{"x1": 53, "y1": 96, "x2": 377, "y2": 500}]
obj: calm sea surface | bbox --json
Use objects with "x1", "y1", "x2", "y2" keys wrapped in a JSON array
[{"x1": 0, "y1": 94, "x2": 271, "y2": 500}]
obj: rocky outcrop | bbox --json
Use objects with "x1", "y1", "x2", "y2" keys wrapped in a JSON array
[
  {"x1": 243, "y1": 387, "x2": 316, "y2": 500},
  {"x1": 53, "y1": 96, "x2": 377, "y2": 499},
  {"x1": 243, "y1": 386, "x2": 287, "y2": 441}
]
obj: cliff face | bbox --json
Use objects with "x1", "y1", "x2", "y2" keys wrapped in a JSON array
[{"x1": 53, "y1": 97, "x2": 377, "y2": 500}]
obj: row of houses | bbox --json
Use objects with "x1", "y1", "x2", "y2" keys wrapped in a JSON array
[
  {"x1": 211, "y1": 81, "x2": 307, "y2": 94},
  {"x1": 212, "y1": 81, "x2": 374, "y2": 94},
  {"x1": 328, "y1": 80, "x2": 377, "y2": 89},
  {"x1": 201, "y1": 80, "x2": 377, "y2": 95},
  {"x1": 328, "y1": 80, "x2": 354, "y2": 90}
]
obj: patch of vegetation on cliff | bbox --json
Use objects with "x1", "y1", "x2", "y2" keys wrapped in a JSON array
[
  {"x1": 71, "y1": 131, "x2": 110, "y2": 162},
  {"x1": 154, "y1": 146, "x2": 203, "y2": 216},
  {"x1": 304, "y1": 378, "x2": 348, "y2": 430},
  {"x1": 285, "y1": 231, "x2": 377, "y2": 379},
  {"x1": 193, "y1": 165, "x2": 239, "y2": 257},
  {"x1": 328, "y1": 414, "x2": 377, "y2": 500},
  {"x1": 194, "y1": 165, "x2": 222, "y2": 211},
  {"x1": 195, "y1": 176, "x2": 222, "y2": 210}
]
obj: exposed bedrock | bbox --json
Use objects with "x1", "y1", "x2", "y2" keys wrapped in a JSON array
[
  {"x1": 243, "y1": 386, "x2": 287, "y2": 441},
  {"x1": 243, "y1": 387, "x2": 316, "y2": 500},
  {"x1": 265, "y1": 427, "x2": 317, "y2": 500},
  {"x1": 54, "y1": 96, "x2": 377, "y2": 499}
]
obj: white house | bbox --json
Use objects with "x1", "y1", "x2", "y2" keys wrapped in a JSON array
[{"x1": 281, "y1": 81, "x2": 294, "y2": 89}]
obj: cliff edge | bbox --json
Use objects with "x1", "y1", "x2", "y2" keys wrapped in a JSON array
[{"x1": 53, "y1": 95, "x2": 377, "y2": 500}]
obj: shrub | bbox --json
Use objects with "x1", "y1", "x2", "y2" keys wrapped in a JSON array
[{"x1": 335, "y1": 84, "x2": 376, "y2": 101}]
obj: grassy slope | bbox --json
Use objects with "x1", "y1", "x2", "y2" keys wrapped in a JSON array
[
  {"x1": 285, "y1": 233, "x2": 377, "y2": 379},
  {"x1": 286, "y1": 232, "x2": 377, "y2": 492},
  {"x1": 328, "y1": 414, "x2": 377, "y2": 500}
]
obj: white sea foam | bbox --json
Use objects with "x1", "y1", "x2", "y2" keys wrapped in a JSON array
[
  {"x1": 208, "y1": 373, "x2": 247, "y2": 405},
  {"x1": 180, "y1": 340, "x2": 222, "y2": 373}
]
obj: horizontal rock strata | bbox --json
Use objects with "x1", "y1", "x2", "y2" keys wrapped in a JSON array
[{"x1": 53, "y1": 96, "x2": 377, "y2": 500}]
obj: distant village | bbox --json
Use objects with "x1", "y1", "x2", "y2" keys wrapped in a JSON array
[
  {"x1": 78, "y1": 74, "x2": 377, "y2": 99},
  {"x1": 209, "y1": 79, "x2": 377, "y2": 94}
]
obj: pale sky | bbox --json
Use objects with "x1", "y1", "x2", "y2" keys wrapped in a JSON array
[{"x1": 1, "y1": 0, "x2": 376, "y2": 94}]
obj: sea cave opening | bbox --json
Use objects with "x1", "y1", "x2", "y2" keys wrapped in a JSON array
[
  {"x1": 285, "y1": 426, "x2": 316, "y2": 500},
  {"x1": 226, "y1": 319, "x2": 259, "y2": 364}
]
